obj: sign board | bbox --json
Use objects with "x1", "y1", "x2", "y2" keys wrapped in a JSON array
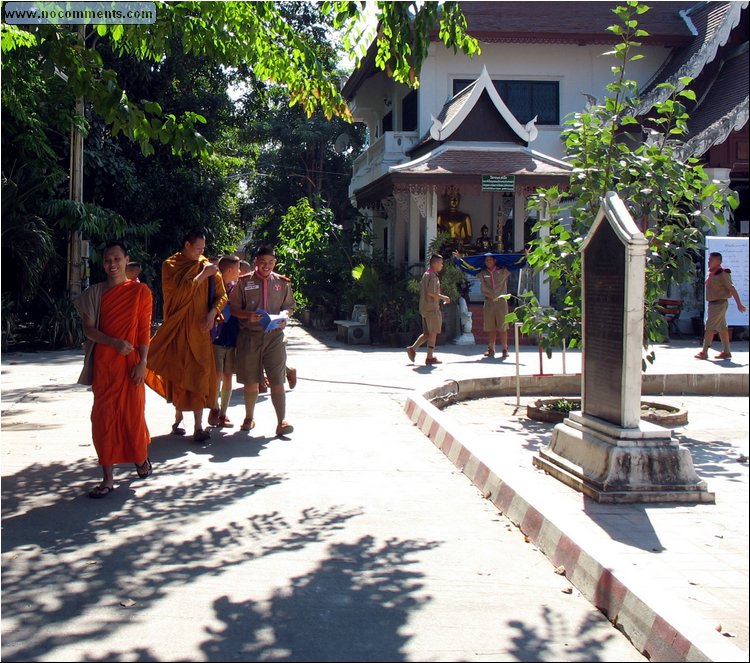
[
  {"x1": 704, "y1": 236, "x2": 749, "y2": 326},
  {"x1": 482, "y1": 175, "x2": 515, "y2": 192}
]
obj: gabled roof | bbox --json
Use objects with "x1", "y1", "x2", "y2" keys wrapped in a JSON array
[
  {"x1": 425, "y1": 66, "x2": 537, "y2": 144},
  {"x1": 341, "y1": 1, "x2": 696, "y2": 100},
  {"x1": 457, "y1": 1, "x2": 694, "y2": 45},
  {"x1": 633, "y1": 2, "x2": 749, "y2": 160},
  {"x1": 637, "y1": 1, "x2": 748, "y2": 114},
  {"x1": 351, "y1": 143, "x2": 572, "y2": 208},
  {"x1": 390, "y1": 144, "x2": 572, "y2": 178},
  {"x1": 677, "y1": 42, "x2": 749, "y2": 160}
]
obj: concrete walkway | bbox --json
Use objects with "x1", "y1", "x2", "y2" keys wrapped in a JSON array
[{"x1": 1, "y1": 325, "x2": 747, "y2": 661}]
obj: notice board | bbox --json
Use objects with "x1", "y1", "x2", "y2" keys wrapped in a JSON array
[{"x1": 704, "y1": 236, "x2": 749, "y2": 326}]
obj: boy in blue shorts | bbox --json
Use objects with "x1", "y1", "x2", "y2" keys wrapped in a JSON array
[{"x1": 208, "y1": 255, "x2": 241, "y2": 427}]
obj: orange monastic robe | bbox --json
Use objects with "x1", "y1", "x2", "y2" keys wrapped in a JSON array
[
  {"x1": 91, "y1": 280, "x2": 153, "y2": 465},
  {"x1": 146, "y1": 252, "x2": 227, "y2": 411}
]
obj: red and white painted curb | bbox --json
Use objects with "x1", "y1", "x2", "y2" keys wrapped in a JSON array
[{"x1": 405, "y1": 385, "x2": 745, "y2": 663}]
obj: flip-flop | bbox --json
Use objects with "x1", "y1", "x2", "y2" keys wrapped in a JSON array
[
  {"x1": 193, "y1": 428, "x2": 211, "y2": 443},
  {"x1": 88, "y1": 485, "x2": 114, "y2": 499},
  {"x1": 171, "y1": 422, "x2": 186, "y2": 436},
  {"x1": 135, "y1": 458, "x2": 152, "y2": 479}
]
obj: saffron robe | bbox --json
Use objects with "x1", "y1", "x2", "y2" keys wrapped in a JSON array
[
  {"x1": 146, "y1": 252, "x2": 227, "y2": 411},
  {"x1": 76, "y1": 279, "x2": 153, "y2": 466}
]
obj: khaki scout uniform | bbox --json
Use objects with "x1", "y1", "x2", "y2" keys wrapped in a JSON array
[
  {"x1": 479, "y1": 266, "x2": 510, "y2": 332},
  {"x1": 419, "y1": 269, "x2": 442, "y2": 335},
  {"x1": 230, "y1": 272, "x2": 295, "y2": 386},
  {"x1": 705, "y1": 267, "x2": 735, "y2": 333}
]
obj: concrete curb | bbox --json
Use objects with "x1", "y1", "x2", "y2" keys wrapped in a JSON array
[{"x1": 404, "y1": 373, "x2": 747, "y2": 663}]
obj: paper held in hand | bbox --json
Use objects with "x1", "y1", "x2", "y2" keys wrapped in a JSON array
[{"x1": 256, "y1": 309, "x2": 288, "y2": 332}]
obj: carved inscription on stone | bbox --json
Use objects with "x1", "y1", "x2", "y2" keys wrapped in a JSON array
[{"x1": 583, "y1": 219, "x2": 625, "y2": 425}]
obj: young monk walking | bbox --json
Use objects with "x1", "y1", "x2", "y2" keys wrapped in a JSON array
[
  {"x1": 146, "y1": 229, "x2": 227, "y2": 442},
  {"x1": 74, "y1": 241, "x2": 153, "y2": 498}
]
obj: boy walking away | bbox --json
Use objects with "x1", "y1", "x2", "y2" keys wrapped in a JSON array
[
  {"x1": 208, "y1": 255, "x2": 241, "y2": 428},
  {"x1": 406, "y1": 254, "x2": 451, "y2": 366},
  {"x1": 696, "y1": 251, "x2": 746, "y2": 360}
]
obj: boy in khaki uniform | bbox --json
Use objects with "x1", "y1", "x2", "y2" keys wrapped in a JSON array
[
  {"x1": 230, "y1": 246, "x2": 296, "y2": 436},
  {"x1": 696, "y1": 251, "x2": 746, "y2": 360},
  {"x1": 478, "y1": 254, "x2": 511, "y2": 358},
  {"x1": 406, "y1": 254, "x2": 451, "y2": 366}
]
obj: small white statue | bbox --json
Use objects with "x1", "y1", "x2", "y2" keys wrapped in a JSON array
[
  {"x1": 459, "y1": 296, "x2": 472, "y2": 334},
  {"x1": 453, "y1": 294, "x2": 475, "y2": 345}
]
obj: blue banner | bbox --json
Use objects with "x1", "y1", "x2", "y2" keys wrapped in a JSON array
[{"x1": 452, "y1": 252, "x2": 527, "y2": 274}]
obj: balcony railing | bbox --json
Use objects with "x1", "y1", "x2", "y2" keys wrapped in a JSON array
[{"x1": 350, "y1": 131, "x2": 419, "y2": 196}]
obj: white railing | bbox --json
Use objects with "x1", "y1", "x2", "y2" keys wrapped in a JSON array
[{"x1": 350, "y1": 131, "x2": 419, "y2": 196}]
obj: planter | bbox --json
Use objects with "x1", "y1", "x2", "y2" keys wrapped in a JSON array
[
  {"x1": 527, "y1": 399, "x2": 581, "y2": 424},
  {"x1": 527, "y1": 399, "x2": 688, "y2": 426}
]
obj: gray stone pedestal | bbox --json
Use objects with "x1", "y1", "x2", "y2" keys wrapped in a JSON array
[{"x1": 533, "y1": 412, "x2": 715, "y2": 503}]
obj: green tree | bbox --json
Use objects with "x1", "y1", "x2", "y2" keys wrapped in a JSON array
[
  {"x1": 273, "y1": 197, "x2": 359, "y2": 314},
  {"x1": 1, "y1": 1, "x2": 478, "y2": 344},
  {"x1": 508, "y1": 1, "x2": 737, "y2": 366},
  {"x1": 2, "y1": 1, "x2": 478, "y2": 156}
]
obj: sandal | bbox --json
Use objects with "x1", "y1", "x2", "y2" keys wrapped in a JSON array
[
  {"x1": 193, "y1": 428, "x2": 211, "y2": 443},
  {"x1": 276, "y1": 421, "x2": 294, "y2": 437},
  {"x1": 171, "y1": 422, "x2": 186, "y2": 436},
  {"x1": 88, "y1": 484, "x2": 114, "y2": 499},
  {"x1": 135, "y1": 458, "x2": 152, "y2": 479}
]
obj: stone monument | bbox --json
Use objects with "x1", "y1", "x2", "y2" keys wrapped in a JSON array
[{"x1": 533, "y1": 192, "x2": 714, "y2": 503}]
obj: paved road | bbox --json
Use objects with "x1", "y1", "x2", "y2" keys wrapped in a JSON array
[{"x1": 0, "y1": 324, "x2": 653, "y2": 662}]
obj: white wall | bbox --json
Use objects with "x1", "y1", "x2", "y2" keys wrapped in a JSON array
[{"x1": 418, "y1": 41, "x2": 672, "y2": 158}]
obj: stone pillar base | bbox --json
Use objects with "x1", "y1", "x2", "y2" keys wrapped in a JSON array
[
  {"x1": 452, "y1": 333, "x2": 476, "y2": 345},
  {"x1": 533, "y1": 412, "x2": 715, "y2": 504}
]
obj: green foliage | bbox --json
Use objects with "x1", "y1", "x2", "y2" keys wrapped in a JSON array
[
  {"x1": 350, "y1": 254, "x2": 420, "y2": 335},
  {"x1": 326, "y1": 1, "x2": 479, "y2": 87},
  {"x1": 1, "y1": 298, "x2": 19, "y2": 352},
  {"x1": 508, "y1": 1, "x2": 736, "y2": 362},
  {"x1": 273, "y1": 198, "x2": 354, "y2": 312},
  {"x1": 1, "y1": 1, "x2": 478, "y2": 343},
  {"x1": 38, "y1": 291, "x2": 84, "y2": 349},
  {"x1": 428, "y1": 232, "x2": 467, "y2": 302},
  {"x1": 539, "y1": 398, "x2": 581, "y2": 414},
  {"x1": 2, "y1": 1, "x2": 477, "y2": 157}
]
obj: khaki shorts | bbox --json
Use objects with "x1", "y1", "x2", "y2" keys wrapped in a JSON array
[
  {"x1": 484, "y1": 298, "x2": 509, "y2": 332},
  {"x1": 421, "y1": 310, "x2": 442, "y2": 335},
  {"x1": 235, "y1": 329, "x2": 287, "y2": 386},
  {"x1": 213, "y1": 344, "x2": 236, "y2": 376},
  {"x1": 705, "y1": 299, "x2": 728, "y2": 333}
]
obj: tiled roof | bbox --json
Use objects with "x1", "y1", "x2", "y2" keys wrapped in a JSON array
[
  {"x1": 678, "y1": 43, "x2": 749, "y2": 159},
  {"x1": 390, "y1": 145, "x2": 573, "y2": 177},
  {"x1": 342, "y1": 1, "x2": 697, "y2": 100},
  {"x1": 352, "y1": 145, "x2": 572, "y2": 207},
  {"x1": 637, "y1": 2, "x2": 747, "y2": 113},
  {"x1": 459, "y1": 1, "x2": 694, "y2": 45}
]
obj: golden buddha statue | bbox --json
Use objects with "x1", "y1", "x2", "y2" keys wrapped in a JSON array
[
  {"x1": 477, "y1": 224, "x2": 493, "y2": 251},
  {"x1": 437, "y1": 186, "x2": 472, "y2": 244}
]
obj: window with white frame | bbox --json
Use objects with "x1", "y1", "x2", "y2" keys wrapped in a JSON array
[{"x1": 453, "y1": 79, "x2": 559, "y2": 125}]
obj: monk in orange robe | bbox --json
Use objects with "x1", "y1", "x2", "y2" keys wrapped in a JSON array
[
  {"x1": 146, "y1": 229, "x2": 227, "y2": 442},
  {"x1": 74, "y1": 240, "x2": 153, "y2": 498}
]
